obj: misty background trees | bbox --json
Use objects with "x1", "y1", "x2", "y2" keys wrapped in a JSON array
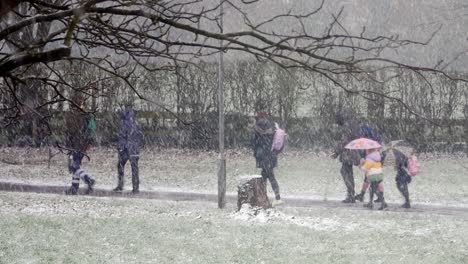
[{"x1": 0, "y1": 0, "x2": 467, "y2": 153}]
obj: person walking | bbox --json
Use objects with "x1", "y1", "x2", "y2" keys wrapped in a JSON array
[
  {"x1": 113, "y1": 106, "x2": 143, "y2": 194},
  {"x1": 252, "y1": 110, "x2": 283, "y2": 206},
  {"x1": 394, "y1": 149, "x2": 412, "y2": 208},
  {"x1": 354, "y1": 123, "x2": 384, "y2": 202},
  {"x1": 360, "y1": 148, "x2": 387, "y2": 210},
  {"x1": 332, "y1": 111, "x2": 362, "y2": 203},
  {"x1": 64, "y1": 99, "x2": 96, "y2": 195}
]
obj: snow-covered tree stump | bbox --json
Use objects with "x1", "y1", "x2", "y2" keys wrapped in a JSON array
[{"x1": 237, "y1": 175, "x2": 271, "y2": 210}]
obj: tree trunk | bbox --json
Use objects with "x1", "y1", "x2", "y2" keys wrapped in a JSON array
[
  {"x1": 367, "y1": 71, "x2": 385, "y2": 127},
  {"x1": 464, "y1": 105, "x2": 468, "y2": 156},
  {"x1": 237, "y1": 175, "x2": 271, "y2": 210}
]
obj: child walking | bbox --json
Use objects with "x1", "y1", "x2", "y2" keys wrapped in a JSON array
[
  {"x1": 359, "y1": 148, "x2": 387, "y2": 210},
  {"x1": 64, "y1": 98, "x2": 96, "y2": 195},
  {"x1": 394, "y1": 149, "x2": 420, "y2": 208}
]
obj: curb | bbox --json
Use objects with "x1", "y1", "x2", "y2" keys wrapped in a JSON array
[{"x1": 1, "y1": 181, "x2": 468, "y2": 217}]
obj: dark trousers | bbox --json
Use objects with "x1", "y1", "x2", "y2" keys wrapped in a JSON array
[
  {"x1": 396, "y1": 170, "x2": 411, "y2": 204},
  {"x1": 261, "y1": 167, "x2": 280, "y2": 200},
  {"x1": 117, "y1": 150, "x2": 139, "y2": 191},
  {"x1": 68, "y1": 151, "x2": 92, "y2": 188},
  {"x1": 340, "y1": 162, "x2": 355, "y2": 198}
]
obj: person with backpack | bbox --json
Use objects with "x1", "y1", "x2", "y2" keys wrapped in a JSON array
[
  {"x1": 252, "y1": 110, "x2": 283, "y2": 206},
  {"x1": 113, "y1": 106, "x2": 143, "y2": 194},
  {"x1": 64, "y1": 98, "x2": 96, "y2": 195},
  {"x1": 394, "y1": 149, "x2": 421, "y2": 208}
]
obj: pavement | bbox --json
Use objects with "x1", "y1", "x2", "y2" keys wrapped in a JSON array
[{"x1": 1, "y1": 181, "x2": 468, "y2": 217}]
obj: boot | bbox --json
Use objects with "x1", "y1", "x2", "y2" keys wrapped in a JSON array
[
  {"x1": 131, "y1": 161, "x2": 139, "y2": 195},
  {"x1": 131, "y1": 175, "x2": 139, "y2": 194},
  {"x1": 355, "y1": 192, "x2": 365, "y2": 202},
  {"x1": 113, "y1": 170, "x2": 125, "y2": 192},
  {"x1": 402, "y1": 188, "x2": 411, "y2": 209},
  {"x1": 113, "y1": 186, "x2": 123, "y2": 192},
  {"x1": 365, "y1": 187, "x2": 375, "y2": 209},
  {"x1": 377, "y1": 192, "x2": 387, "y2": 210},
  {"x1": 379, "y1": 202, "x2": 388, "y2": 210},
  {"x1": 85, "y1": 178, "x2": 95, "y2": 194},
  {"x1": 114, "y1": 174, "x2": 124, "y2": 192},
  {"x1": 342, "y1": 196, "x2": 356, "y2": 203},
  {"x1": 65, "y1": 184, "x2": 79, "y2": 195}
]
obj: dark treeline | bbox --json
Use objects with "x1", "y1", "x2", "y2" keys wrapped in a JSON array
[
  {"x1": 1, "y1": 111, "x2": 466, "y2": 154},
  {"x1": 1, "y1": 60, "x2": 467, "y2": 153}
]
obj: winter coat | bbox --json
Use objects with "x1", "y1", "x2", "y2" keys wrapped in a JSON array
[
  {"x1": 394, "y1": 149, "x2": 412, "y2": 184},
  {"x1": 361, "y1": 151, "x2": 383, "y2": 182},
  {"x1": 65, "y1": 109, "x2": 89, "y2": 152},
  {"x1": 117, "y1": 108, "x2": 142, "y2": 155},
  {"x1": 252, "y1": 117, "x2": 277, "y2": 169},
  {"x1": 335, "y1": 118, "x2": 362, "y2": 166}
]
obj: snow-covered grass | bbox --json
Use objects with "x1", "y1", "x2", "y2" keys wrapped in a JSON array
[
  {"x1": 0, "y1": 191, "x2": 467, "y2": 263},
  {"x1": 1, "y1": 148, "x2": 467, "y2": 262},
  {"x1": 1, "y1": 147, "x2": 467, "y2": 206}
]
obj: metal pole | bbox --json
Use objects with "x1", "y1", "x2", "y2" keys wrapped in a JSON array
[{"x1": 217, "y1": 0, "x2": 226, "y2": 209}]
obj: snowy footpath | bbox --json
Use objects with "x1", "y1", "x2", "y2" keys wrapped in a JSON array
[{"x1": 1, "y1": 180, "x2": 468, "y2": 218}]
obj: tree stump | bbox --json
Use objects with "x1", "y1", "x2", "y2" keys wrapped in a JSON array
[{"x1": 237, "y1": 175, "x2": 271, "y2": 210}]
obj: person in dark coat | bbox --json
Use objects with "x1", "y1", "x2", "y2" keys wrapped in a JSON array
[
  {"x1": 252, "y1": 111, "x2": 282, "y2": 205},
  {"x1": 394, "y1": 149, "x2": 412, "y2": 208},
  {"x1": 332, "y1": 110, "x2": 362, "y2": 203},
  {"x1": 113, "y1": 106, "x2": 142, "y2": 193},
  {"x1": 64, "y1": 100, "x2": 96, "y2": 195}
]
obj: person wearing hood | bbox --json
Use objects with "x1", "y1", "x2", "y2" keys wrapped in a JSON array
[
  {"x1": 332, "y1": 110, "x2": 362, "y2": 203},
  {"x1": 113, "y1": 106, "x2": 143, "y2": 193},
  {"x1": 252, "y1": 110, "x2": 283, "y2": 206}
]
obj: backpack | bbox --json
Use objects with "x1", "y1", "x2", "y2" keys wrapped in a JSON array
[
  {"x1": 406, "y1": 155, "x2": 421, "y2": 176},
  {"x1": 271, "y1": 122, "x2": 286, "y2": 153},
  {"x1": 360, "y1": 124, "x2": 382, "y2": 143},
  {"x1": 86, "y1": 114, "x2": 97, "y2": 144}
]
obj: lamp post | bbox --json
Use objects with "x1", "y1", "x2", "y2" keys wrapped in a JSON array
[
  {"x1": 463, "y1": 104, "x2": 468, "y2": 155},
  {"x1": 217, "y1": 0, "x2": 226, "y2": 209}
]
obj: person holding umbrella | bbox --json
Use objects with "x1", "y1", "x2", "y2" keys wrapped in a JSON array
[
  {"x1": 354, "y1": 123, "x2": 384, "y2": 202},
  {"x1": 345, "y1": 138, "x2": 387, "y2": 210}
]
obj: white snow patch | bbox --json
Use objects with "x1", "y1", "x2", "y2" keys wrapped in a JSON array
[
  {"x1": 21, "y1": 204, "x2": 51, "y2": 214},
  {"x1": 238, "y1": 174, "x2": 262, "y2": 180},
  {"x1": 231, "y1": 203, "x2": 360, "y2": 231}
]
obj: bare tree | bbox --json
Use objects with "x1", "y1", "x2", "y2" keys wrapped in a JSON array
[{"x1": 1, "y1": 0, "x2": 466, "y2": 136}]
